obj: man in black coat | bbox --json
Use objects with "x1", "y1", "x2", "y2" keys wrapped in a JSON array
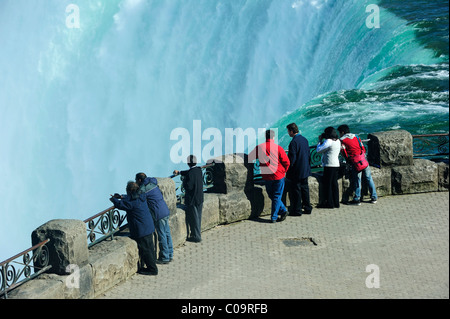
[
  {"x1": 285, "y1": 123, "x2": 313, "y2": 216},
  {"x1": 173, "y1": 155, "x2": 204, "y2": 243}
]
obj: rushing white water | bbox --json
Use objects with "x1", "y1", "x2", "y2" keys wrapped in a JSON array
[{"x1": 0, "y1": 0, "x2": 445, "y2": 260}]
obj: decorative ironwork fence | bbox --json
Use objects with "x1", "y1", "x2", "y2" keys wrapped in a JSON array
[
  {"x1": 84, "y1": 206, "x2": 128, "y2": 248},
  {"x1": 0, "y1": 239, "x2": 51, "y2": 299},
  {"x1": 413, "y1": 134, "x2": 449, "y2": 159}
]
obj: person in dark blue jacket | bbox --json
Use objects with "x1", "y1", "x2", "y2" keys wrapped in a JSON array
[
  {"x1": 285, "y1": 123, "x2": 313, "y2": 216},
  {"x1": 173, "y1": 155, "x2": 204, "y2": 243},
  {"x1": 136, "y1": 173, "x2": 174, "y2": 264},
  {"x1": 110, "y1": 181, "x2": 158, "y2": 275}
]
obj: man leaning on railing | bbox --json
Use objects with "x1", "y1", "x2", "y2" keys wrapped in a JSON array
[{"x1": 110, "y1": 182, "x2": 158, "y2": 276}]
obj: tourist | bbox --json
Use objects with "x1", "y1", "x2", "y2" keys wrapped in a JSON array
[
  {"x1": 173, "y1": 155, "x2": 204, "y2": 242},
  {"x1": 316, "y1": 127, "x2": 341, "y2": 208},
  {"x1": 249, "y1": 130, "x2": 290, "y2": 223},
  {"x1": 110, "y1": 182, "x2": 158, "y2": 275},
  {"x1": 285, "y1": 123, "x2": 313, "y2": 216},
  {"x1": 136, "y1": 172, "x2": 174, "y2": 264},
  {"x1": 337, "y1": 124, "x2": 378, "y2": 205}
]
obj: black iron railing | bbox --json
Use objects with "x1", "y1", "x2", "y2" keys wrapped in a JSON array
[
  {"x1": 413, "y1": 134, "x2": 449, "y2": 160},
  {"x1": 84, "y1": 206, "x2": 128, "y2": 248},
  {"x1": 0, "y1": 239, "x2": 51, "y2": 299}
]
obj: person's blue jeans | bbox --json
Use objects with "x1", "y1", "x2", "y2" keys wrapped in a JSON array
[
  {"x1": 265, "y1": 178, "x2": 287, "y2": 221},
  {"x1": 155, "y1": 216, "x2": 173, "y2": 261},
  {"x1": 352, "y1": 166, "x2": 378, "y2": 201}
]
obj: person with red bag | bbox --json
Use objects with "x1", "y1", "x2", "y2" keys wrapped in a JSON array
[{"x1": 337, "y1": 125, "x2": 378, "y2": 205}]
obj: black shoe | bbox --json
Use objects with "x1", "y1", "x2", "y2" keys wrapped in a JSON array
[
  {"x1": 278, "y1": 211, "x2": 289, "y2": 222},
  {"x1": 156, "y1": 259, "x2": 170, "y2": 264},
  {"x1": 289, "y1": 211, "x2": 302, "y2": 216},
  {"x1": 138, "y1": 268, "x2": 158, "y2": 276},
  {"x1": 187, "y1": 237, "x2": 202, "y2": 243}
]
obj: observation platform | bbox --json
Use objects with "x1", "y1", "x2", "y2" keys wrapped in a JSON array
[{"x1": 99, "y1": 191, "x2": 449, "y2": 299}]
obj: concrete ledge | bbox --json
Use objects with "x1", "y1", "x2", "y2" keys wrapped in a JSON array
[
  {"x1": 392, "y1": 159, "x2": 439, "y2": 195},
  {"x1": 88, "y1": 236, "x2": 139, "y2": 297},
  {"x1": 218, "y1": 191, "x2": 252, "y2": 224}
]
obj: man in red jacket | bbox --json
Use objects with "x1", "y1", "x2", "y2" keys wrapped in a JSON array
[{"x1": 250, "y1": 130, "x2": 290, "y2": 223}]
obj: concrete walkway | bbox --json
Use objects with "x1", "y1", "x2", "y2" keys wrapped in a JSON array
[{"x1": 98, "y1": 192, "x2": 449, "y2": 299}]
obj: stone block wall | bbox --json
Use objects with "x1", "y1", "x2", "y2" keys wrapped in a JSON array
[{"x1": 8, "y1": 129, "x2": 448, "y2": 299}]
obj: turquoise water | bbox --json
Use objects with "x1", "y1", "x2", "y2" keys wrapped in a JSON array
[
  {"x1": 0, "y1": 0, "x2": 448, "y2": 261},
  {"x1": 275, "y1": 0, "x2": 449, "y2": 148}
]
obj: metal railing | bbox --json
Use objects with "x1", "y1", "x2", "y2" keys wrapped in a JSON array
[
  {"x1": 0, "y1": 239, "x2": 51, "y2": 299},
  {"x1": 84, "y1": 206, "x2": 128, "y2": 248},
  {"x1": 413, "y1": 134, "x2": 449, "y2": 159}
]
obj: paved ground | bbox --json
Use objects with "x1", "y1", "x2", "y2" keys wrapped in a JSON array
[{"x1": 98, "y1": 192, "x2": 449, "y2": 299}]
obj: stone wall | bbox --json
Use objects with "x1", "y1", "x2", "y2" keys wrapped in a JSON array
[{"x1": 8, "y1": 130, "x2": 448, "y2": 299}]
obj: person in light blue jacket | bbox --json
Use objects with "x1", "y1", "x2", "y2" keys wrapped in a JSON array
[{"x1": 316, "y1": 127, "x2": 341, "y2": 209}]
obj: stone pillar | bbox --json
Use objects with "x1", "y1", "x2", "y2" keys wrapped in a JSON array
[
  {"x1": 207, "y1": 153, "x2": 253, "y2": 194},
  {"x1": 368, "y1": 130, "x2": 414, "y2": 168},
  {"x1": 206, "y1": 153, "x2": 254, "y2": 223},
  {"x1": 156, "y1": 177, "x2": 177, "y2": 215},
  {"x1": 31, "y1": 219, "x2": 88, "y2": 276}
]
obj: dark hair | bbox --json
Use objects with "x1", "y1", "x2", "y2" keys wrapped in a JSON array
[
  {"x1": 323, "y1": 127, "x2": 339, "y2": 140},
  {"x1": 337, "y1": 124, "x2": 350, "y2": 135},
  {"x1": 126, "y1": 181, "x2": 140, "y2": 195},
  {"x1": 286, "y1": 123, "x2": 299, "y2": 134},
  {"x1": 135, "y1": 172, "x2": 147, "y2": 184},
  {"x1": 187, "y1": 155, "x2": 197, "y2": 167},
  {"x1": 265, "y1": 130, "x2": 275, "y2": 140}
]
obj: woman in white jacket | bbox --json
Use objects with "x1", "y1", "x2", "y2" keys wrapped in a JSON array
[{"x1": 316, "y1": 127, "x2": 341, "y2": 208}]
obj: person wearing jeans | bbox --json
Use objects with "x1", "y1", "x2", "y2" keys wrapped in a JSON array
[
  {"x1": 136, "y1": 173, "x2": 174, "y2": 263},
  {"x1": 338, "y1": 124, "x2": 378, "y2": 205},
  {"x1": 155, "y1": 215, "x2": 174, "y2": 262},
  {"x1": 352, "y1": 165, "x2": 378, "y2": 204},
  {"x1": 250, "y1": 130, "x2": 290, "y2": 222}
]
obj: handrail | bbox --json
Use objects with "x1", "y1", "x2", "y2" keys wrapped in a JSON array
[
  {"x1": 0, "y1": 239, "x2": 50, "y2": 266},
  {"x1": 1, "y1": 239, "x2": 51, "y2": 299},
  {"x1": 412, "y1": 133, "x2": 449, "y2": 158},
  {"x1": 84, "y1": 206, "x2": 127, "y2": 248}
]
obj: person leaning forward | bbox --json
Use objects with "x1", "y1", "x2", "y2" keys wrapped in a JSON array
[
  {"x1": 135, "y1": 172, "x2": 174, "y2": 264},
  {"x1": 249, "y1": 130, "x2": 290, "y2": 223},
  {"x1": 173, "y1": 155, "x2": 204, "y2": 243},
  {"x1": 285, "y1": 123, "x2": 313, "y2": 216},
  {"x1": 110, "y1": 181, "x2": 158, "y2": 275}
]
